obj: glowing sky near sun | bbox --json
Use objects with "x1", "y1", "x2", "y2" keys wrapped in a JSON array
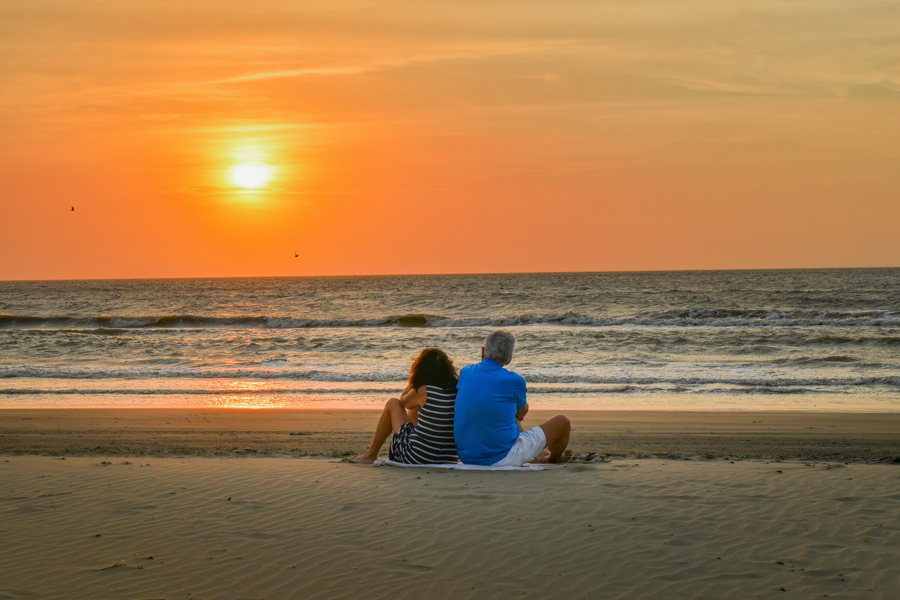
[{"x1": 1, "y1": 0, "x2": 898, "y2": 279}]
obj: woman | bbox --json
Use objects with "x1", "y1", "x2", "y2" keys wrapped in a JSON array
[{"x1": 349, "y1": 348, "x2": 458, "y2": 464}]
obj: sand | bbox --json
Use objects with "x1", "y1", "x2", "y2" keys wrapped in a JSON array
[
  {"x1": 2, "y1": 409, "x2": 900, "y2": 598},
  {"x1": 2, "y1": 455, "x2": 899, "y2": 599},
  {"x1": 2, "y1": 409, "x2": 900, "y2": 462}
]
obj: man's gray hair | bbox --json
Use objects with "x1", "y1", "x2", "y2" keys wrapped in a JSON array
[{"x1": 483, "y1": 330, "x2": 516, "y2": 364}]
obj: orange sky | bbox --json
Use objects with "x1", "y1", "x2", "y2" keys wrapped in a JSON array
[{"x1": 2, "y1": 1, "x2": 898, "y2": 279}]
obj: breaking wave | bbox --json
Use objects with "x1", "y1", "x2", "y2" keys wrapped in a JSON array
[{"x1": 2, "y1": 308, "x2": 899, "y2": 330}]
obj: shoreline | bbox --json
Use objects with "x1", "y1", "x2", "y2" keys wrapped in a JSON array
[
  {"x1": 0, "y1": 392, "x2": 900, "y2": 415},
  {"x1": 3, "y1": 408, "x2": 900, "y2": 463}
]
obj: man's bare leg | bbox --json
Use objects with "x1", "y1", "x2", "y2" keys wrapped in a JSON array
[
  {"x1": 518, "y1": 415, "x2": 552, "y2": 462},
  {"x1": 348, "y1": 398, "x2": 410, "y2": 464},
  {"x1": 536, "y1": 415, "x2": 572, "y2": 463},
  {"x1": 533, "y1": 448, "x2": 552, "y2": 462}
]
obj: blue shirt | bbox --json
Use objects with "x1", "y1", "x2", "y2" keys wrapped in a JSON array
[{"x1": 453, "y1": 358, "x2": 527, "y2": 465}]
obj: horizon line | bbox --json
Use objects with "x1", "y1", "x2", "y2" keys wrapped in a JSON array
[{"x1": 2, "y1": 265, "x2": 898, "y2": 284}]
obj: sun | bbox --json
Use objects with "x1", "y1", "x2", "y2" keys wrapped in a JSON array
[{"x1": 229, "y1": 162, "x2": 272, "y2": 188}]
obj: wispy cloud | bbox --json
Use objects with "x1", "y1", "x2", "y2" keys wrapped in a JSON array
[{"x1": 202, "y1": 67, "x2": 365, "y2": 85}]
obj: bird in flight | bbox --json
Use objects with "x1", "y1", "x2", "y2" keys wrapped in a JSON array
[
  {"x1": 71, "y1": 206, "x2": 75, "y2": 211},
  {"x1": 294, "y1": 252, "x2": 299, "y2": 258}
]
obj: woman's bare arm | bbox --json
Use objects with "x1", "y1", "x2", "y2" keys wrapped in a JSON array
[{"x1": 399, "y1": 385, "x2": 427, "y2": 409}]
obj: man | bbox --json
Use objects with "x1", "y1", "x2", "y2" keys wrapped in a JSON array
[{"x1": 454, "y1": 330, "x2": 572, "y2": 466}]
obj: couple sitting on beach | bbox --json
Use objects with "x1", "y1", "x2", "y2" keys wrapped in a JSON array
[{"x1": 350, "y1": 330, "x2": 572, "y2": 466}]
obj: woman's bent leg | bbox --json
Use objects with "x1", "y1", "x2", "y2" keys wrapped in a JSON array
[{"x1": 349, "y1": 398, "x2": 410, "y2": 464}]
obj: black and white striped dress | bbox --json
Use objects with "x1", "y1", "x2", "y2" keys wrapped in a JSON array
[{"x1": 389, "y1": 385, "x2": 458, "y2": 464}]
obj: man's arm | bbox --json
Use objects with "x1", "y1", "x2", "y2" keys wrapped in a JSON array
[
  {"x1": 515, "y1": 403, "x2": 529, "y2": 432},
  {"x1": 514, "y1": 372, "x2": 529, "y2": 431}
]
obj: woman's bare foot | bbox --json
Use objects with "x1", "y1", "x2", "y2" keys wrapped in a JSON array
[{"x1": 348, "y1": 453, "x2": 377, "y2": 464}]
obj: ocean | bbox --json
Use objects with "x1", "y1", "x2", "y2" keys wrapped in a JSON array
[{"x1": 1, "y1": 269, "x2": 898, "y2": 411}]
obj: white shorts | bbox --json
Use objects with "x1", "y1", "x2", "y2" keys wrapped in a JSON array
[{"x1": 491, "y1": 427, "x2": 547, "y2": 467}]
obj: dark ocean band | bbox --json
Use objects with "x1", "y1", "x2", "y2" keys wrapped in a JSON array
[{"x1": 1, "y1": 310, "x2": 899, "y2": 330}]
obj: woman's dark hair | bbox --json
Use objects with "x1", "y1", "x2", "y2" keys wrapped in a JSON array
[{"x1": 409, "y1": 348, "x2": 458, "y2": 390}]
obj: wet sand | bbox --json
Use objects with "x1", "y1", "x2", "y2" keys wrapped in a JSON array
[{"x1": 2, "y1": 409, "x2": 900, "y2": 462}]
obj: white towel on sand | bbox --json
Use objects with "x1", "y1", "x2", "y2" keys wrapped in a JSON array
[{"x1": 373, "y1": 459, "x2": 559, "y2": 471}]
